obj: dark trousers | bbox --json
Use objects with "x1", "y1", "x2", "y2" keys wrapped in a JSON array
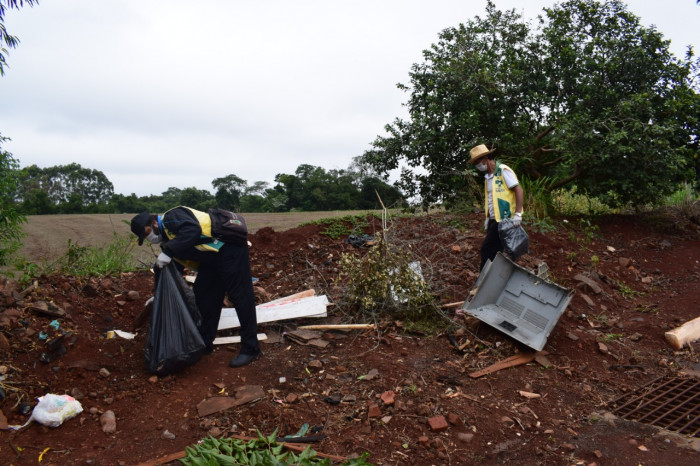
[
  {"x1": 193, "y1": 243, "x2": 260, "y2": 356},
  {"x1": 480, "y1": 219, "x2": 503, "y2": 271}
]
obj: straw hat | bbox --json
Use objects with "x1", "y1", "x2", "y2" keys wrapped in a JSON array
[{"x1": 468, "y1": 144, "x2": 495, "y2": 163}]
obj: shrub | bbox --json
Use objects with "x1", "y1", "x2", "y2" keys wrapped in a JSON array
[{"x1": 336, "y1": 235, "x2": 440, "y2": 331}]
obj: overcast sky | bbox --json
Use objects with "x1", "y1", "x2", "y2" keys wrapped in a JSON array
[{"x1": 1, "y1": 1, "x2": 698, "y2": 197}]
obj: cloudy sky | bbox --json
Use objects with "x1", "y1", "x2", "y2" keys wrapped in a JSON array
[{"x1": 1, "y1": 1, "x2": 698, "y2": 197}]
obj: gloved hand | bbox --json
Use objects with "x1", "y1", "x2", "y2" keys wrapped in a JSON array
[
  {"x1": 484, "y1": 218, "x2": 490, "y2": 230},
  {"x1": 156, "y1": 252, "x2": 171, "y2": 268},
  {"x1": 512, "y1": 212, "x2": 522, "y2": 227}
]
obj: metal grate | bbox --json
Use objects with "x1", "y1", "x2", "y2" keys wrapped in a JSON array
[{"x1": 609, "y1": 376, "x2": 700, "y2": 438}]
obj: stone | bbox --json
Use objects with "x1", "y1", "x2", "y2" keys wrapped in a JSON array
[
  {"x1": 100, "y1": 410, "x2": 116, "y2": 434},
  {"x1": 285, "y1": 393, "x2": 299, "y2": 404},
  {"x1": 126, "y1": 290, "x2": 140, "y2": 301},
  {"x1": 418, "y1": 436, "x2": 430, "y2": 448},
  {"x1": 368, "y1": 404, "x2": 382, "y2": 418},
  {"x1": 99, "y1": 368, "x2": 110, "y2": 378},
  {"x1": 457, "y1": 433, "x2": 474, "y2": 443},
  {"x1": 427, "y1": 415, "x2": 448, "y2": 432},
  {"x1": 416, "y1": 404, "x2": 431, "y2": 416},
  {"x1": 308, "y1": 360, "x2": 323, "y2": 369},
  {"x1": 573, "y1": 274, "x2": 603, "y2": 294},
  {"x1": 598, "y1": 342, "x2": 609, "y2": 355},
  {"x1": 447, "y1": 412, "x2": 461, "y2": 426},
  {"x1": 380, "y1": 390, "x2": 395, "y2": 406}
]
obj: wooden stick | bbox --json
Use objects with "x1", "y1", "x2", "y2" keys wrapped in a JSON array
[
  {"x1": 469, "y1": 352, "x2": 538, "y2": 378},
  {"x1": 665, "y1": 316, "x2": 700, "y2": 350},
  {"x1": 297, "y1": 324, "x2": 375, "y2": 330},
  {"x1": 442, "y1": 301, "x2": 465, "y2": 308}
]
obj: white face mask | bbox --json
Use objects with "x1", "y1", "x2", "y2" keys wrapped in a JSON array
[
  {"x1": 146, "y1": 231, "x2": 162, "y2": 244},
  {"x1": 476, "y1": 161, "x2": 488, "y2": 172}
]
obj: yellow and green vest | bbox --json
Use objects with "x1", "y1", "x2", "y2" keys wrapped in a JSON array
[
  {"x1": 485, "y1": 163, "x2": 520, "y2": 222},
  {"x1": 161, "y1": 206, "x2": 225, "y2": 270}
]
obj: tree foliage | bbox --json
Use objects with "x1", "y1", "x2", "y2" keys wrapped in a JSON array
[
  {"x1": 16, "y1": 163, "x2": 114, "y2": 211},
  {"x1": 273, "y1": 164, "x2": 406, "y2": 212},
  {"x1": 0, "y1": 0, "x2": 38, "y2": 75},
  {"x1": 212, "y1": 174, "x2": 247, "y2": 211},
  {"x1": 10, "y1": 161, "x2": 404, "y2": 215},
  {"x1": 0, "y1": 133, "x2": 26, "y2": 265},
  {"x1": 361, "y1": 0, "x2": 700, "y2": 208}
]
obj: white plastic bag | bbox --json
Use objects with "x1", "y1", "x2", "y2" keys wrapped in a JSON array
[{"x1": 8, "y1": 394, "x2": 83, "y2": 430}]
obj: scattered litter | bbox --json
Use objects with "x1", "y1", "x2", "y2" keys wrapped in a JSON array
[
  {"x1": 390, "y1": 261, "x2": 424, "y2": 303},
  {"x1": 345, "y1": 234, "x2": 375, "y2": 247},
  {"x1": 358, "y1": 369, "x2": 379, "y2": 381},
  {"x1": 196, "y1": 385, "x2": 265, "y2": 417},
  {"x1": 462, "y1": 253, "x2": 572, "y2": 351},
  {"x1": 8, "y1": 394, "x2": 83, "y2": 430},
  {"x1": 218, "y1": 292, "x2": 328, "y2": 331}
]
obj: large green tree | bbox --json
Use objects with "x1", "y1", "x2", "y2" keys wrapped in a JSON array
[
  {"x1": 273, "y1": 163, "x2": 406, "y2": 211},
  {"x1": 212, "y1": 174, "x2": 247, "y2": 211},
  {"x1": 16, "y1": 163, "x2": 114, "y2": 211},
  {"x1": 0, "y1": 134, "x2": 26, "y2": 265},
  {"x1": 361, "y1": 0, "x2": 699, "y2": 208}
]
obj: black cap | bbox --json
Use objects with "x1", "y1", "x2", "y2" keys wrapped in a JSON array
[{"x1": 130, "y1": 211, "x2": 151, "y2": 245}]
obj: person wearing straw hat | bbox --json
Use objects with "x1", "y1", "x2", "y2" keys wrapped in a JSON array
[{"x1": 468, "y1": 144, "x2": 524, "y2": 270}]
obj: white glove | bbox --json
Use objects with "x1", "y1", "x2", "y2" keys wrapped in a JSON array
[
  {"x1": 484, "y1": 218, "x2": 490, "y2": 230},
  {"x1": 156, "y1": 252, "x2": 171, "y2": 268},
  {"x1": 512, "y1": 212, "x2": 522, "y2": 227}
]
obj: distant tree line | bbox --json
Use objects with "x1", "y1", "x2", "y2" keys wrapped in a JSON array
[{"x1": 10, "y1": 161, "x2": 407, "y2": 214}]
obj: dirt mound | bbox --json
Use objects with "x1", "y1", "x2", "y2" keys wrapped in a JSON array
[{"x1": 1, "y1": 212, "x2": 699, "y2": 465}]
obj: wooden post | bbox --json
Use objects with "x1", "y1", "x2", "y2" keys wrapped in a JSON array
[{"x1": 664, "y1": 316, "x2": 700, "y2": 350}]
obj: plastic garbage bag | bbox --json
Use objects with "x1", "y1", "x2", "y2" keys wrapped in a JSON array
[
  {"x1": 8, "y1": 394, "x2": 83, "y2": 430},
  {"x1": 498, "y1": 218, "x2": 529, "y2": 261},
  {"x1": 145, "y1": 262, "x2": 206, "y2": 376}
]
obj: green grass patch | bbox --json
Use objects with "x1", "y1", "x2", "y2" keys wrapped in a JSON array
[
  {"x1": 10, "y1": 231, "x2": 140, "y2": 282},
  {"x1": 303, "y1": 213, "x2": 378, "y2": 239}
]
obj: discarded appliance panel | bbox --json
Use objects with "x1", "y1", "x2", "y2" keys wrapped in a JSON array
[{"x1": 462, "y1": 253, "x2": 573, "y2": 351}]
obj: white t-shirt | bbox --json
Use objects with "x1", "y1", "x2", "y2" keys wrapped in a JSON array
[{"x1": 486, "y1": 167, "x2": 518, "y2": 219}]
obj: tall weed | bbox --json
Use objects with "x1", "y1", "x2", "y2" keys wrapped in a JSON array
[
  {"x1": 10, "y1": 231, "x2": 141, "y2": 281},
  {"x1": 551, "y1": 186, "x2": 616, "y2": 216}
]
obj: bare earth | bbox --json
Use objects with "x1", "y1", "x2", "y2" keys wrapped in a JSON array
[{"x1": 1, "y1": 211, "x2": 700, "y2": 465}]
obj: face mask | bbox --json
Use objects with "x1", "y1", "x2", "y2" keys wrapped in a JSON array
[
  {"x1": 476, "y1": 161, "x2": 488, "y2": 172},
  {"x1": 146, "y1": 231, "x2": 162, "y2": 244}
]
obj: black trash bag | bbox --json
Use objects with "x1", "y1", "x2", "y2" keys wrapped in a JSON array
[
  {"x1": 145, "y1": 262, "x2": 206, "y2": 376},
  {"x1": 498, "y1": 218, "x2": 529, "y2": 261},
  {"x1": 345, "y1": 234, "x2": 375, "y2": 248}
]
